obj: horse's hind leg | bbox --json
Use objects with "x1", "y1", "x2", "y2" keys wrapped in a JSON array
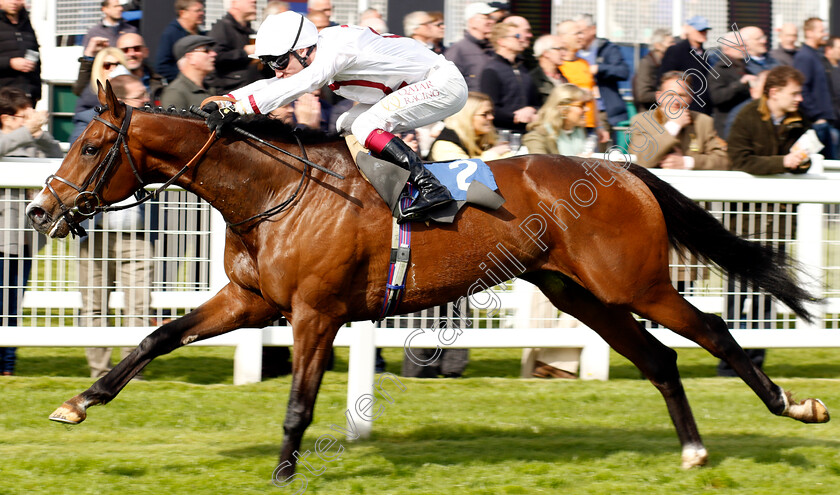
[
  {"x1": 633, "y1": 284, "x2": 829, "y2": 424},
  {"x1": 522, "y1": 272, "x2": 708, "y2": 468},
  {"x1": 48, "y1": 282, "x2": 277, "y2": 424}
]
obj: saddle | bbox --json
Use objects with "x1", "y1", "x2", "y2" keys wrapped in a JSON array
[{"x1": 344, "y1": 136, "x2": 505, "y2": 223}]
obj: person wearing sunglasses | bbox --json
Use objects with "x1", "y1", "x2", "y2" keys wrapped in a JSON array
[
  {"x1": 479, "y1": 20, "x2": 539, "y2": 133},
  {"x1": 161, "y1": 35, "x2": 217, "y2": 110},
  {"x1": 72, "y1": 47, "x2": 129, "y2": 123},
  {"x1": 205, "y1": 11, "x2": 469, "y2": 222},
  {"x1": 116, "y1": 33, "x2": 164, "y2": 102},
  {"x1": 404, "y1": 11, "x2": 441, "y2": 54},
  {"x1": 530, "y1": 35, "x2": 569, "y2": 107},
  {"x1": 76, "y1": 33, "x2": 163, "y2": 109}
]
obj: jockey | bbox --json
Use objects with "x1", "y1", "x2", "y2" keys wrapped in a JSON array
[{"x1": 205, "y1": 11, "x2": 469, "y2": 221}]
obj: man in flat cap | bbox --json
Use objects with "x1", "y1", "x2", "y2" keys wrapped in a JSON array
[{"x1": 161, "y1": 35, "x2": 218, "y2": 110}]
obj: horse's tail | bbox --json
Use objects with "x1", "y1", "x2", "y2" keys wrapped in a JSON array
[{"x1": 626, "y1": 163, "x2": 817, "y2": 321}]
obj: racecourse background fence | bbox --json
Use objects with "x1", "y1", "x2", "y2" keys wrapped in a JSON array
[{"x1": 3, "y1": 156, "x2": 840, "y2": 436}]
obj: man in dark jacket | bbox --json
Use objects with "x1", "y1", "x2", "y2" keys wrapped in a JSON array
[
  {"x1": 659, "y1": 16, "x2": 713, "y2": 115},
  {"x1": 742, "y1": 26, "x2": 779, "y2": 74},
  {"x1": 208, "y1": 0, "x2": 267, "y2": 94},
  {"x1": 770, "y1": 23, "x2": 798, "y2": 67},
  {"x1": 0, "y1": 0, "x2": 41, "y2": 103},
  {"x1": 793, "y1": 17, "x2": 837, "y2": 159},
  {"x1": 479, "y1": 18, "x2": 538, "y2": 132},
  {"x1": 709, "y1": 38, "x2": 755, "y2": 137},
  {"x1": 727, "y1": 65, "x2": 811, "y2": 174},
  {"x1": 576, "y1": 14, "x2": 630, "y2": 128},
  {"x1": 530, "y1": 34, "x2": 567, "y2": 106},
  {"x1": 444, "y1": 2, "x2": 497, "y2": 91},
  {"x1": 633, "y1": 28, "x2": 673, "y2": 112},
  {"x1": 155, "y1": 0, "x2": 206, "y2": 83},
  {"x1": 80, "y1": 0, "x2": 138, "y2": 49}
]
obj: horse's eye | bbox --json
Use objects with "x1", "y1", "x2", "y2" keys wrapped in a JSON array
[{"x1": 82, "y1": 145, "x2": 98, "y2": 156}]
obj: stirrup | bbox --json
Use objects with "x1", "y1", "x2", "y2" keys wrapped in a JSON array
[{"x1": 396, "y1": 196, "x2": 453, "y2": 223}]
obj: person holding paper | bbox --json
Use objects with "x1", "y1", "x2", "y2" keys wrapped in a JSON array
[
  {"x1": 728, "y1": 65, "x2": 813, "y2": 174},
  {"x1": 722, "y1": 65, "x2": 814, "y2": 376}
]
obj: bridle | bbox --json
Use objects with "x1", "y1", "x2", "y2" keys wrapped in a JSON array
[
  {"x1": 43, "y1": 104, "x2": 208, "y2": 237},
  {"x1": 43, "y1": 102, "x2": 340, "y2": 237}
]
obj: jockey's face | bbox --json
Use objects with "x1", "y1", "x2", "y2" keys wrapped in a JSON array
[{"x1": 274, "y1": 48, "x2": 314, "y2": 79}]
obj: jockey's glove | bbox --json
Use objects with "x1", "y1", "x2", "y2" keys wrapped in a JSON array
[{"x1": 204, "y1": 102, "x2": 241, "y2": 136}]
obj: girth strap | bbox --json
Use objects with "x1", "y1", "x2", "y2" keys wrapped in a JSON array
[{"x1": 378, "y1": 185, "x2": 414, "y2": 319}]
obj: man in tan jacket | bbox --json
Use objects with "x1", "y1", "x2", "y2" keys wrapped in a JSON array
[{"x1": 628, "y1": 70, "x2": 729, "y2": 170}]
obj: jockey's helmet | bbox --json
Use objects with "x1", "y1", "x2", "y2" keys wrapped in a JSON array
[{"x1": 252, "y1": 12, "x2": 318, "y2": 61}]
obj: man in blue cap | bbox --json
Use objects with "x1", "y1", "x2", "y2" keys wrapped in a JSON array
[{"x1": 659, "y1": 15, "x2": 714, "y2": 115}]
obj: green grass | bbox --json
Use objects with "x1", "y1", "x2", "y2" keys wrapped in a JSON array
[{"x1": 2, "y1": 347, "x2": 840, "y2": 494}]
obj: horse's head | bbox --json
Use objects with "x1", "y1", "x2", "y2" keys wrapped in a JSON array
[{"x1": 27, "y1": 81, "x2": 148, "y2": 238}]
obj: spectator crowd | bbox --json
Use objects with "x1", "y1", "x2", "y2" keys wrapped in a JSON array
[{"x1": 0, "y1": 0, "x2": 836, "y2": 378}]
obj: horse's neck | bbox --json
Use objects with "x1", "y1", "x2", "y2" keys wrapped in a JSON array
[{"x1": 140, "y1": 115, "x2": 356, "y2": 223}]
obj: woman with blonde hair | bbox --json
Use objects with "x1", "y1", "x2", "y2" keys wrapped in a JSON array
[
  {"x1": 70, "y1": 48, "x2": 129, "y2": 143},
  {"x1": 427, "y1": 92, "x2": 511, "y2": 161},
  {"x1": 522, "y1": 83, "x2": 594, "y2": 156},
  {"x1": 89, "y1": 47, "x2": 129, "y2": 93},
  {"x1": 72, "y1": 47, "x2": 129, "y2": 120}
]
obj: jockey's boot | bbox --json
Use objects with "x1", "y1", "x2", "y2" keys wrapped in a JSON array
[{"x1": 379, "y1": 137, "x2": 453, "y2": 221}]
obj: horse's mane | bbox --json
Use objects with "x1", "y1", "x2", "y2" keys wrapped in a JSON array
[{"x1": 133, "y1": 104, "x2": 341, "y2": 145}]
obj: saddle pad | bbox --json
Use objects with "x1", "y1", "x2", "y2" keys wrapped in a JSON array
[
  {"x1": 424, "y1": 159, "x2": 499, "y2": 201},
  {"x1": 355, "y1": 153, "x2": 505, "y2": 223}
]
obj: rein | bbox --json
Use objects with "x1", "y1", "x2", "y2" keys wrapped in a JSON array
[
  {"x1": 188, "y1": 101, "x2": 343, "y2": 228},
  {"x1": 227, "y1": 132, "x2": 310, "y2": 227}
]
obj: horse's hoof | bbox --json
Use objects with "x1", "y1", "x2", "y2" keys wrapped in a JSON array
[
  {"x1": 782, "y1": 392, "x2": 830, "y2": 424},
  {"x1": 49, "y1": 399, "x2": 87, "y2": 424},
  {"x1": 681, "y1": 445, "x2": 708, "y2": 469}
]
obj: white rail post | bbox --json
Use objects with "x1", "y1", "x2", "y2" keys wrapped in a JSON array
[
  {"x1": 345, "y1": 321, "x2": 376, "y2": 440},
  {"x1": 579, "y1": 332, "x2": 610, "y2": 381},
  {"x1": 209, "y1": 208, "x2": 228, "y2": 294},
  {"x1": 233, "y1": 328, "x2": 263, "y2": 385},
  {"x1": 795, "y1": 201, "x2": 825, "y2": 331}
]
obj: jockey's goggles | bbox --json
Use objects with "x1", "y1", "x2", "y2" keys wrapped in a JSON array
[{"x1": 260, "y1": 52, "x2": 292, "y2": 71}]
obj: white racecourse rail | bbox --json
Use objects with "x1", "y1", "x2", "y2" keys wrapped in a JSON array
[{"x1": 2, "y1": 156, "x2": 840, "y2": 439}]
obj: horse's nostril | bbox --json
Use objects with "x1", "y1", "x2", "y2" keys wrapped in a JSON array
[{"x1": 28, "y1": 206, "x2": 46, "y2": 221}]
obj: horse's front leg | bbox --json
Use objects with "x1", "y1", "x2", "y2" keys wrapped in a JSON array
[
  {"x1": 272, "y1": 303, "x2": 342, "y2": 484},
  {"x1": 49, "y1": 283, "x2": 277, "y2": 424}
]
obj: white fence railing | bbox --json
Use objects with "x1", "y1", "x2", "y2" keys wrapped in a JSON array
[{"x1": 3, "y1": 157, "x2": 840, "y2": 438}]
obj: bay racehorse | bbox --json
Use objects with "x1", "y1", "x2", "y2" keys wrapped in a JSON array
[{"x1": 26, "y1": 85, "x2": 828, "y2": 475}]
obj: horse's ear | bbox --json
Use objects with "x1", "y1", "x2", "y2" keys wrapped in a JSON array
[
  {"x1": 96, "y1": 80, "x2": 107, "y2": 106},
  {"x1": 102, "y1": 79, "x2": 124, "y2": 119}
]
